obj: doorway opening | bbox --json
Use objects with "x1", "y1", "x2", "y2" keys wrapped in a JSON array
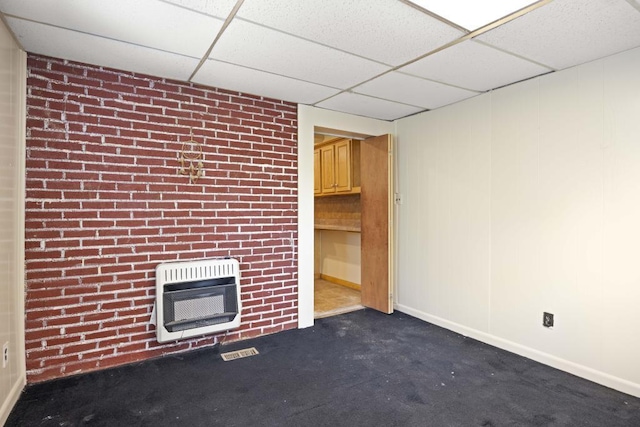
[
  {"x1": 313, "y1": 131, "x2": 364, "y2": 318},
  {"x1": 312, "y1": 128, "x2": 394, "y2": 319}
]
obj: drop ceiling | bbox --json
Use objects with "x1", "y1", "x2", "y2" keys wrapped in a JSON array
[{"x1": 2, "y1": 0, "x2": 640, "y2": 121}]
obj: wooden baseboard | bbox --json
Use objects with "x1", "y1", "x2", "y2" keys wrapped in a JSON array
[
  {"x1": 0, "y1": 374, "x2": 25, "y2": 426},
  {"x1": 319, "y1": 274, "x2": 361, "y2": 291}
]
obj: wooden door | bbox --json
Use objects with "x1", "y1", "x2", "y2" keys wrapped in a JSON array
[
  {"x1": 334, "y1": 139, "x2": 352, "y2": 193},
  {"x1": 313, "y1": 148, "x2": 321, "y2": 195},
  {"x1": 320, "y1": 145, "x2": 335, "y2": 194},
  {"x1": 360, "y1": 134, "x2": 393, "y2": 314}
]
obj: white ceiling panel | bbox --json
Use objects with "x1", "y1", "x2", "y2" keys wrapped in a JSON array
[
  {"x1": 400, "y1": 40, "x2": 551, "y2": 91},
  {"x1": 354, "y1": 72, "x2": 478, "y2": 109},
  {"x1": 408, "y1": 0, "x2": 539, "y2": 31},
  {"x1": 477, "y1": 0, "x2": 640, "y2": 70},
  {"x1": 2, "y1": 0, "x2": 639, "y2": 121},
  {"x1": 316, "y1": 92, "x2": 423, "y2": 121},
  {"x1": 161, "y1": 0, "x2": 239, "y2": 19},
  {"x1": 0, "y1": 0, "x2": 223, "y2": 58},
  {"x1": 8, "y1": 17, "x2": 199, "y2": 81},
  {"x1": 209, "y1": 19, "x2": 389, "y2": 89},
  {"x1": 235, "y1": 0, "x2": 463, "y2": 66},
  {"x1": 193, "y1": 60, "x2": 340, "y2": 104}
]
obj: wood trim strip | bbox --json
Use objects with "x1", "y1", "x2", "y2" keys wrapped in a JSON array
[{"x1": 320, "y1": 274, "x2": 361, "y2": 291}]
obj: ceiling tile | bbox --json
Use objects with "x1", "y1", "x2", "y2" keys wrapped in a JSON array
[
  {"x1": 399, "y1": 40, "x2": 551, "y2": 91},
  {"x1": 316, "y1": 92, "x2": 423, "y2": 121},
  {"x1": 8, "y1": 17, "x2": 199, "y2": 81},
  {"x1": 209, "y1": 19, "x2": 389, "y2": 89},
  {"x1": 408, "y1": 0, "x2": 539, "y2": 31},
  {"x1": 235, "y1": 0, "x2": 463, "y2": 66},
  {"x1": 161, "y1": 0, "x2": 239, "y2": 19},
  {"x1": 0, "y1": 0, "x2": 223, "y2": 58},
  {"x1": 354, "y1": 72, "x2": 478, "y2": 109},
  {"x1": 477, "y1": 0, "x2": 640, "y2": 70},
  {"x1": 192, "y1": 60, "x2": 340, "y2": 104}
]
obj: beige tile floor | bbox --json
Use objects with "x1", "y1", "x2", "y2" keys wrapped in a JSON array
[{"x1": 314, "y1": 278, "x2": 364, "y2": 319}]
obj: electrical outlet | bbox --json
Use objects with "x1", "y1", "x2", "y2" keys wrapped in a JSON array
[
  {"x1": 2, "y1": 342, "x2": 8, "y2": 368},
  {"x1": 395, "y1": 193, "x2": 403, "y2": 205},
  {"x1": 543, "y1": 312, "x2": 554, "y2": 328}
]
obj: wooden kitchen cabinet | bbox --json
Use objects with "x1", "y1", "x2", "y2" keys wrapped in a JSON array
[
  {"x1": 320, "y1": 144, "x2": 336, "y2": 193},
  {"x1": 315, "y1": 138, "x2": 360, "y2": 196},
  {"x1": 313, "y1": 148, "x2": 322, "y2": 195},
  {"x1": 334, "y1": 138, "x2": 351, "y2": 193}
]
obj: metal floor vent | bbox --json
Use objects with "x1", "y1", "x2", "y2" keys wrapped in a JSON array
[{"x1": 220, "y1": 347, "x2": 259, "y2": 361}]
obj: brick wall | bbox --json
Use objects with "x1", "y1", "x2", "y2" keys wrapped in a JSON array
[{"x1": 24, "y1": 54, "x2": 299, "y2": 383}]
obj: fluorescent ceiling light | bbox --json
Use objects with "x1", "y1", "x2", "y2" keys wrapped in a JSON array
[{"x1": 408, "y1": 0, "x2": 540, "y2": 31}]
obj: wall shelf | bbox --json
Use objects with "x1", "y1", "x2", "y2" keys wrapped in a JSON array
[{"x1": 314, "y1": 219, "x2": 361, "y2": 233}]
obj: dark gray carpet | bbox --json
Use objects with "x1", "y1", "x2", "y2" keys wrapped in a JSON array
[{"x1": 6, "y1": 309, "x2": 640, "y2": 426}]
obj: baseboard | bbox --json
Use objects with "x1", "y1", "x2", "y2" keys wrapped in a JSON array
[
  {"x1": 320, "y1": 274, "x2": 361, "y2": 291},
  {"x1": 0, "y1": 374, "x2": 25, "y2": 426},
  {"x1": 395, "y1": 304, "x2": 640, "y2": 399}
]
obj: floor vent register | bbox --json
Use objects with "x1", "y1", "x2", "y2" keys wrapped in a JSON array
[{"x1": 220, "y1": 347, "x2": 260, "y2": 361}]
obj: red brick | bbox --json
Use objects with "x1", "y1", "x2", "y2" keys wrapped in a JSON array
[{"x1": 25, "y1": 53, "x2": 298, "y2": 384}]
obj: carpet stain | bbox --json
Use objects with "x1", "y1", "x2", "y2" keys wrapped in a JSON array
[
  {"x1": 532, "y1": 414, "x2": 556, "y2": 425},
  {"x1": 406, "y1": 392, "x2": 426, "y2": 405},
  {"x1": 82, "y1": 413, "x2": 95, "y2": 422}
]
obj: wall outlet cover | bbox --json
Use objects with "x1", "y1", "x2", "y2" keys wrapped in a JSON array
[{"x1": 543, "y1": 312, "x2": 554, "y2": 328}]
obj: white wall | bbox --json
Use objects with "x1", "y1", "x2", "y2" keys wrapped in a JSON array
[
  {"x1": 318, "y1": 230, "x2": 361, "y2": 284},
  {"x1": 0, "y1": 20, "x2": 26, "y2": 425},
  {"x1": 396, "y1": 94, "x2": 492, "y2": 332},
  {"x1": 298, "y1": 105, "x2": 393, "y2": 327},
  {"x1": 396, "y1": 46, "x2": 640, "y2": 398}
]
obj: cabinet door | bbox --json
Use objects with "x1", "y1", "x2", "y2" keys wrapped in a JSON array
[
  {"x1": 320, "y1": 145, "x2": 335, "y2": 194},
  {"x1": 334, "y1": 139, "x2": 352, "y2": 193},
  {"x1": 313, "y1": 148, "x2": 321, "y2": 195}
]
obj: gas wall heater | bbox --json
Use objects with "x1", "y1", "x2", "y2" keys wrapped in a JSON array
[{"x1": 155, "y1": 258, "x2": 241, "y2": 343}]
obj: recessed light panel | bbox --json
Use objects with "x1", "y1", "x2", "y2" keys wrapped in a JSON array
[{"x1": 408, "y1": 0, "x2": 539, "y2": 31}]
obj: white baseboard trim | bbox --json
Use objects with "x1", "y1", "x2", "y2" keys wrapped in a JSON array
[
  {"x1": 0, "y1": 374, "x2": 25, "y2": 426},
  {"x1": 395, "y1": 304, "x2": 640, "y2": 399}
]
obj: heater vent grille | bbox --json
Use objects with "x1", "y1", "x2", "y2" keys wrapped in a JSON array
[
  {"x1": 162, "y1": 262, "x2": 237, "y2": 284},
  {"x1": 175, "y1": 294, "x2": 225, "y2": 321},
  {"x1": 155, "y1": 258, "x2": 241, "y2": 343}
]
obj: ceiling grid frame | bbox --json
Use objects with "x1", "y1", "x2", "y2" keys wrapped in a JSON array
[{"x1": 1, "y1": 0, "x2": 640, "y2": 120}]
